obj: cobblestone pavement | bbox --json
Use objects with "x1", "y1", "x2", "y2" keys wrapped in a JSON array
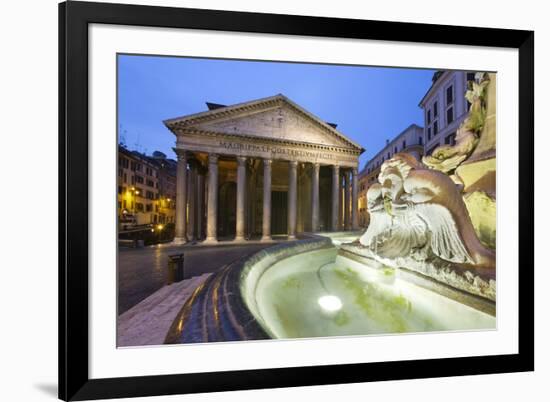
[{"x1": 118, "y1": 242, "x2": 272, "y2": 315}]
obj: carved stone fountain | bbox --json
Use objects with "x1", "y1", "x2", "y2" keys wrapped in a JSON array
[{"x1": 341, "y1": 72, "x2": 497, "y2": 312}]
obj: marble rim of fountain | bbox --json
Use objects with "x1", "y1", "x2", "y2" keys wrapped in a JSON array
[
  {"x1": 164, "y1": 236, "x2": 333, "y2": 344},
  {"x1": 338, "y1": 245, "x2": 496, "y2": 316}
]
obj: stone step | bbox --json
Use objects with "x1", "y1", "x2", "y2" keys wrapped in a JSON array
[
  {"x1": 117, "y1": 273, "x2": 212, "y2": 347},
  {"x1": 118, "y1": 275, "x2": 210, "y2": 331}
]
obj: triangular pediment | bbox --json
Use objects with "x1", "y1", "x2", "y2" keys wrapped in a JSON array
[{"x1": 164, "y1": 95, "x2": 363, "y2": 152}]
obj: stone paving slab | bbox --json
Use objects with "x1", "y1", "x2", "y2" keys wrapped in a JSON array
[{"x1": 117, "y1": 273, "x2": 211, "y2": 347}]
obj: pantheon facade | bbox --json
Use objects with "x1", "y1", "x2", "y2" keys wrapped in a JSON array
[{"x1": 164, "y1": 94, "x2": 364, "y2": 243}]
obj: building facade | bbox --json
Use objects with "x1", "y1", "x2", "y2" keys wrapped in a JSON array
[
  {"x1": 419, "y1": 70, "x2": 476, "y2": 155},
  {"x1": 117, "y1": 146, "x2": 177, "y2": 228},
  {"x1": 357, "y1": 123, "x2": 424, "y2": 227},
  {"x1": 164, "y1": 94, "x2": 364, "y2": 243}
]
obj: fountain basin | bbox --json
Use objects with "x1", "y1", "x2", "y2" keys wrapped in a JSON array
[{"x1": 165, "y1": 235, "x2": 495, "y2": 344}]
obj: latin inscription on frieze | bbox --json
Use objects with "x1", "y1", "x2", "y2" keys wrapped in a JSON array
[{"x1": 218, "y1": 141, "x2": 357, "y2": 163}]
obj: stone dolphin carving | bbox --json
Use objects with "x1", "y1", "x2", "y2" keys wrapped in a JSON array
[{"x1": 360, "y1": 153, "x2": 495, "y2": 269}]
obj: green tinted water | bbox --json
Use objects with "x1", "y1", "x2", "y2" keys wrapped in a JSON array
[{"x1": 253, "y1": 248, "x2": 495, "y2": 339}]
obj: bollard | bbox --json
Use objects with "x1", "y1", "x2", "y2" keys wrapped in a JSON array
[{"x1": 167, "y1": 253, "x2": 185, "y2": 284}]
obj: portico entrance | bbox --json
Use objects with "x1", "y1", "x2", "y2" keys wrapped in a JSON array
[{"x1": 164, "y1": 94, "x2": 364, "y2": 244}]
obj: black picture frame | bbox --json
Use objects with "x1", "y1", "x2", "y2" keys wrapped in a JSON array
[{"x1": 59, "y1": 1, "x2": 534, "y2": 400}]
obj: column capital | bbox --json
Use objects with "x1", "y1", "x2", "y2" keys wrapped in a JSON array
[
  {"x1": 312, "y1": 162, "x2": 320, "y2": 171},
  {"x1": 289, "y1": 160, "x2": 298, "y2": 168},
  {"x1": 236, "y1": 156, "x2": 247, "y2": 166},
  {"x1": 176, "y1": 150, "x2": 189, "y2": 162},
  {"x1": 208, "y1": 153, "x2": 219, "y2": 164},
  {"x1": 352, "y1": 167, "x2": 358, "y2": 175},
  {"x1": 264, "y1": 158, "x2": 272, "y2": 167},
  {"x1": 332, "y1": 164, "x2": 340, "y2": 174}
]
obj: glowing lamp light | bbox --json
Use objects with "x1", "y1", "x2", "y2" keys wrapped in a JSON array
[
  {"x1": 318, "y1": 295, "x2": 342, "y2": 312},
  {"x1": 157, "y1": 224, "x2": 164, "y2": 230}
]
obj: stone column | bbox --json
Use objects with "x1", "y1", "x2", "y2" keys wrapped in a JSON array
[
  {"x1": 331, "y1": 165, "x2": 340, "y2": 231},
  {"x1": 311, "y1": 162, "x2": 320, "y2": 232},
  {"x1": 174, "y1": 151, "x2": 187, "y2": 244},
  {"x1": 261, "y1": 159, "x2": 272, "y2": 241},
  {"x1": 343, "y1": 170, "x2": 350, "y2": 230},
  {"x1": 287, "y1": 160, "x2": 298, "y2": 240},
  {"x1": 235, "y1": 156, "x2": 247, "y2": 242},
  {"x1": 351, "y1": 167, "x2": 359, "y2": 230},
  {"x1": 196, "y1": 171, "x2": 204, "y2": 240},
  {"x1": 187, "y1": 159, "x2": 196, "y2": 241},
  {"x1": 205, "y1": 153, "x2": 218, "y2": 243}
]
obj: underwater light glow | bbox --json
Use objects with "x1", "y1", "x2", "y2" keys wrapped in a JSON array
[{"x1": 318, "y1": 295, "x2": 343, "y2": 312}]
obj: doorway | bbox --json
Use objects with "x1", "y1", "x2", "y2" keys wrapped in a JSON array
[
  {"x1": 218, "y1": 182, "x2": 236, "y2": 238},
  {"x1": 271, "y1": 191, "x2": 288, "y2": 235}
]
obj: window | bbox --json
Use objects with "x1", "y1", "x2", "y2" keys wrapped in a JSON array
[
  {"x1": 427, "y1": 109, "x2": 431, "y2": 124},
  {"x1": 136, "y1": 203, "x2": 144, "y2": 212},
  {"x1": 135, "y1": 175, "x2": 144, "y2": 184},
  {"x1": 433, "y1": 120, "x2": 439, "y2": 135},
  {"x1": 118, "y1": 168, "x2": 123, "y2": 177},
  {"x1": 394, "y1": 146, "x2": 397, "y2": 153},
  {"x1": 118, "y1": 186, "x2": 122, "y2": 194},
  {"x1": 146, "y1": 204, "x2": 153, "y2": 212},
  {"x1": 418, "y1": 136, "x2": 423, "y2": 145},
  {"x1": 402, "y1": 140, "x2": 406, "y2": 149},
  {"x1": 433, "y1": 101, "x2": 438, "y2": 117},
  {"x1": 447, "y1": 106, "x2": 454, "y2": 124},
  {"x1": 146, "y1": 167, "x2": 153, "y2": 176},
  {"x1": 466, "y1": 72, "x2": 476, "y2": 82},
  {"x1": 387, "y1": 152, "x2": 390, "y2": 159},
  {"x1": 119, "y1": 157, "x2": 129, "y2": 169},
  {"x1": 446, "y1": 85, "x2": 453, "y2": 105},
  {"x1": 427, "y1": 127, "x2": 432, "y2": 141},
  {"x1": 123, "y1": 173, "x2": 127, "y2": 183},
  {"x1": 146, "y1": 179, "x2": 154, "y2": 187}
]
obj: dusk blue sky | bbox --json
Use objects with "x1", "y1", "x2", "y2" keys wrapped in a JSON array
[{"x1": 118, "y1": 54, "x2": 435, "y2": 169}]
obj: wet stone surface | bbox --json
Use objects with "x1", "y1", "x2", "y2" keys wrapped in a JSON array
[{"x1": 118, "y1": 243, "x2": 271, "y2": 315}]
